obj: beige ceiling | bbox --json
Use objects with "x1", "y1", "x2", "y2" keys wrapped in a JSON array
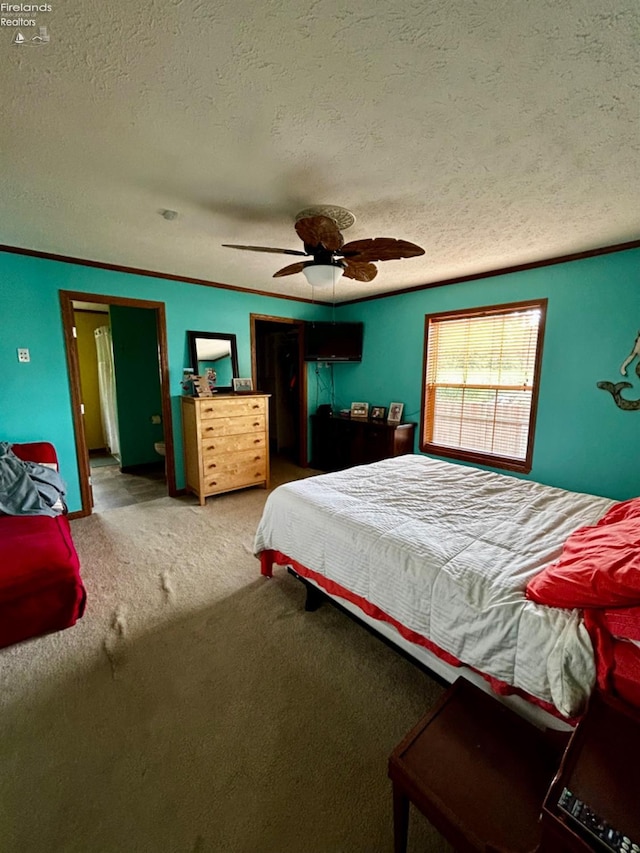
[{"x1": 2, "y1": 1, "x2": 638, "y2": 303}]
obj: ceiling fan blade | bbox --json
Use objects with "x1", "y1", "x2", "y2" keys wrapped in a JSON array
[
  {"x1": 273, "y1": 261, "x2": 313, "y2": 278},
  {"x1": 342, "y1": 260, "x2": 378, "y2": 282},
  {"x1": 340, "y1": 238, "x2": 425, "y2": 262},
  {"x1": 222, "y1": 244, "x2": 308, "y2": 256},
  {"x1": 295, "y1": 216, "x2": 344, "y2": 252}
]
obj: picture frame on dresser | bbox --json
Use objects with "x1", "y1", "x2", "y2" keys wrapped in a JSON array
[
  {"x1": 350, "y1": 401, "x2": 369, "y2": 418},
  {"x1": 233, "y1": 377, "x2": 254, "y2": 393},
  {"x1": 388, "y1": 402, "x2": 404, "y2": 424}
]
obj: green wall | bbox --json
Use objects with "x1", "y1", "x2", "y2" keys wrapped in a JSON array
[
  {"x1": 334, "y1": 246, "x2": 640, "y2": 500},
  {"x1": 110, "y1": 304, "x2": 164, "y2": 468},
  {"x1": 0, "y1": 251, "x2": 330, "y2": 511}
]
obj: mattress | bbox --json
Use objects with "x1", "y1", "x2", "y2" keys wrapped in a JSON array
[{"x1": 254, "y1": 455, "x2": 615, "y2": 718}]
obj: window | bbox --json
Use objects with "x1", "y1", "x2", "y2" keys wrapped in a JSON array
[{"x1": 421, "y1": 299, "x2": 547, "y2": 473}]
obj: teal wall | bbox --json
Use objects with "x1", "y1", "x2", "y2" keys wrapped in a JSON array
[
  {"x1": 110, "y1": 304, "x2": 164, "y2": 468},
  {"x1": 334, "y1": 247, "x2": 640, "y2": 501},
  {"x1": 2, "y1": 246, "x2": 638, "y2": 509},
  {"x1": 0, "y1": 251, "x2": 330, "y2": 511}
]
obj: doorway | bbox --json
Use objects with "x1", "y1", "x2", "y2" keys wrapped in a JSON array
[
  {"x1": 250, "y1": 314, "x2": 307, "y2": 468},
  {"x1": 60, "y1": 290, "x2": 176, "y2": 517}
]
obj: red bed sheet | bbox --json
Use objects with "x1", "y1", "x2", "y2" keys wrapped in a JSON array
[
  {"x1": 259, "y1": 548, "x2": 574, "y2": 722},
  {"x1": 584, "y1": 607, "x2": 640, "y2": 709}
]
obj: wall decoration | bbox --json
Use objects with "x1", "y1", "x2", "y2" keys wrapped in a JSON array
[{"x1": 597, "y1": 330, "x2": 640, "y2": 410}]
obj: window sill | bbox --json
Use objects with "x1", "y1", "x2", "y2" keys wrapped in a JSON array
[{"x1": 420, "y1": 442, "x2": 532, "y2": 475}]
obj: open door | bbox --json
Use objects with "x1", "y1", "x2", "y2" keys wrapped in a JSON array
[
  {"x1": 250, "y1": 314, "x2": 307, "y2": 468},
  {"x1": 60, "y1": 290, "x2": 177, "y2": 517}
]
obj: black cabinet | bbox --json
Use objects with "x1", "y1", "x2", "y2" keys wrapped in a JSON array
[{"x1": 311, "y1": 414, "x2": 416, "y2": 471}]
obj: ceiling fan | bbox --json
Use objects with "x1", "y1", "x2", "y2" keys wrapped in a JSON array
[{"x1": 222, "y1": 205, "x2": 425, "y2": 286}]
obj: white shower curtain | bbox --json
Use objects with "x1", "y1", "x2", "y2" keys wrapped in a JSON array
[{"x1": 94, "y1": 326, "x2": 120, "y2": 458}]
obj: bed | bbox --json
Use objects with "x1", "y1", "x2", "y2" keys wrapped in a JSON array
[{"x1": 254, "y1": 455, "x2": 640, "y2": 727}]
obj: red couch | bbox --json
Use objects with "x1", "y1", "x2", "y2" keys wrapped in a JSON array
[{"x1": 0, "y1": 442, "x2": 86, "y2": 649}]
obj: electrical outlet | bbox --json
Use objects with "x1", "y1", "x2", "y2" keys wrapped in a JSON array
[{"x1": 17, "y1": 348, "x2": 30, "y2": 363}]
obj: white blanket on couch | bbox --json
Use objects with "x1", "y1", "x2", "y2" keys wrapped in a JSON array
[{"x1": 254, "y1": 455, "x2": 615, "y2": 717}]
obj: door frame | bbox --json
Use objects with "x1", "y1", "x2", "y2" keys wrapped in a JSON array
[
  {"x1": 250, "y1": 313, "x2": 307, "y2": 467},
  {"x1": 60, "y1": 290, "x2": 177, "y2": 517}
]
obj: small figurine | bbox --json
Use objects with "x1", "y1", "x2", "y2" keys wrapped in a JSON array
[{"x1": 205, "y1": 368, "x2": 217, "y2": 392}]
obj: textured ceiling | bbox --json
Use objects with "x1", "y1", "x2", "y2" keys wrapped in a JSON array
[{"x1": 1, "y1": 0, "x2": 638, "y2": 303}]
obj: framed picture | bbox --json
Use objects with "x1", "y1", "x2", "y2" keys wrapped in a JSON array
[
  {"x1": 233, "y1": 377, "x2": 254, "y2": 393},
  {"x1": 388, "y1": 402, "x2": 404, "y2": 424},
  {"x1": 370, "y1": 406, "x2": 387, "y2": 420},
  {"x1": 350, "y1": 401, "x2": 369, "y2": 418}
]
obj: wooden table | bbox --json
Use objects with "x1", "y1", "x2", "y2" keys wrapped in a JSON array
[
  {"x1": 388, "y1": 678, "x2": 566, "y2": 853},
  {"x1": 541, "y1": 689, "x2": 640, "y2": 852}
]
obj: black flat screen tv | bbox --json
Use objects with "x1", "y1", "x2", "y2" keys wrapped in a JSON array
[{"x1": 303, "y1": 321, "x2": 364, "y2": 362}]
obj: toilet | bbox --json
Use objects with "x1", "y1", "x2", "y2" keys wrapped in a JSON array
[{"x1": 154, "y1": 441, "x2": 166, "y2": 478}]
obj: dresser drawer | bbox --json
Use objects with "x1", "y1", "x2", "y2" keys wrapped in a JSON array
[
  {"x1": 201, "y1": 448, "x2": 266, "y2": 476},
  {"x1": 203, "y1": 463, "x2": 267, "y2": 494},
  {"x1": 201, "y1": 433, "x2": 266, "y2": 456},
  {"x1": 182, "y1": 393, "x2": 270, "y2": 505},
  {"x1": 200, "y1": 414, "x2": 266, "y2": 438},
  {"x1": 198, "y1": 397, "x2": 267, "y2": 419}
]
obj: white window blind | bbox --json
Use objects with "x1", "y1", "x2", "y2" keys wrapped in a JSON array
[{"x1": 424, "y1": 305, "x2": 544, "y2": 465}]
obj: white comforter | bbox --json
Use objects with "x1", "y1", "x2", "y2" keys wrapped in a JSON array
[{"x1": 254, "y1": 455, "x2": 616, "y2": 717}]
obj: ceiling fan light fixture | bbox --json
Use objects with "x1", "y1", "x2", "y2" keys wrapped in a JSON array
[{"x1": 302, "y1": 263, "x2": 344, "y2": 288}]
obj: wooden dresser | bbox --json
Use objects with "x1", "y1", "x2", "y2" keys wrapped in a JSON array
[
  {"x1": 311, "y1": 414, "x2": 416, "y2": 471},
  {"x1": 181, "y1": 394, "x2": 270, "y2": 505}
]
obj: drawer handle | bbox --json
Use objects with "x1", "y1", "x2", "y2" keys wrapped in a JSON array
[
  {"x1": 204, "y1": 408, "x2": 213, "y2": 413},
  {"x1": 205, "y1": 426, "x2": 214, "y2": 432},
  {"x1": 206, "y1": 445, "x2": 216, "y2": 451},
  {"x1": 209, "y1": 480, "x2": 217, "y2": 486},
  {"x1": 254, "y1": 472, "x2": 262, "y2": 478},
  {"x1": 253, "y1": 439, "x2": 261, "y2": 444},
  {"x1": 253, "y1": 422, "x2": 260, "y2": 427},
  {"x1": 207, "y1": 463, "x2": 217, "y2": 469},
  {"x1": 254, "y1": 455, "x2": 261, "y2": 461},
  {"x1": 252, "y1": 404, "x2": 260, "y2": 409}
]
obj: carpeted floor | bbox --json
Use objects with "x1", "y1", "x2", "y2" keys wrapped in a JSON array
[{"x1": 0, "y1": 463, "x2": 449, "y2": 852}]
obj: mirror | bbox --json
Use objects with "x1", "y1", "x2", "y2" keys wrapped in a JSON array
[{"x1": 187, "y1": 331, "x2": 239, "y2": 393}]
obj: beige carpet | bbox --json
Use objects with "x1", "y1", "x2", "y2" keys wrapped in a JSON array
[{"x1": 0, "y1": 462, "x2": 449, "y2": 853}]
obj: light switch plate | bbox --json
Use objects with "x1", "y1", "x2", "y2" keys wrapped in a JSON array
[{"x1": 17, "y1": 348, "x2": 30, "y2": 363}]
